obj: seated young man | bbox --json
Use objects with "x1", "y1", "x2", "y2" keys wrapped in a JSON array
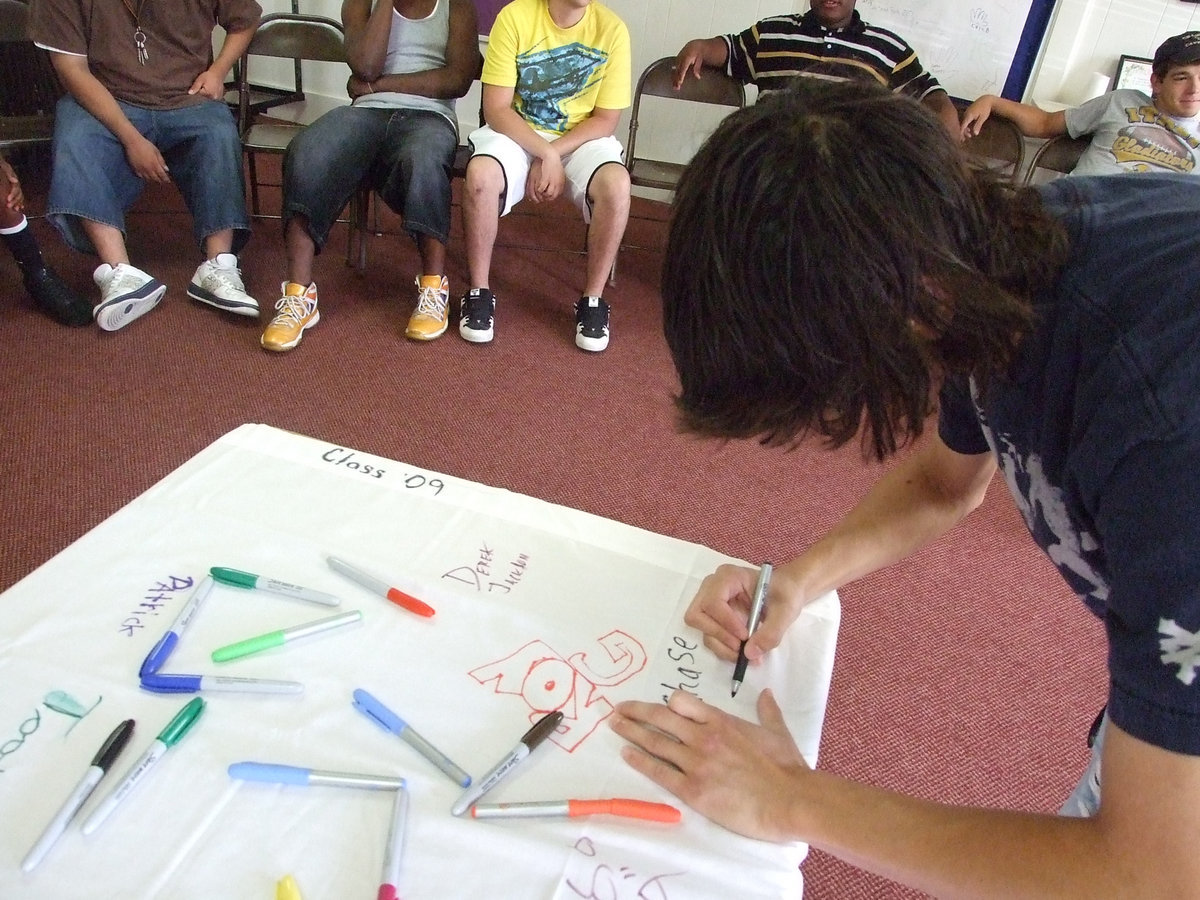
[
  {"x1": 673, "y1": 0, "x2": 959, "y2": 138},
  {"x1": 1, "y1": 154, "x2": 89, "y2": 325},
  {"x1": 29, "y1": 0, "x2": 261, "y2": 332},
  {"x1": 962, "y1": 31, "x2": 1200, "y2": 176},
  {"x1": 458, "y1": 0, "x2": 630, "y2": 353},
  {"x1": 261, "y1": 0, "x2": 481, "y2": 353}
]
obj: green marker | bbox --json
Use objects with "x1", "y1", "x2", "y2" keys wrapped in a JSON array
[
  {"x1": 212, "y1": 611, "x2": 363, "y2": 662},
  {"x1": 210, "y1": 566, "x2": 341, "y2": 607}
]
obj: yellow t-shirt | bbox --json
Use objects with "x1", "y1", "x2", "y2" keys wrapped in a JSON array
[{"x1": 482, "y1": 0, "x2": 631, "y2": 136}]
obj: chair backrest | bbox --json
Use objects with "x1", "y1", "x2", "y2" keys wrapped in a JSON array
[
  {"x1": 626, "y1": 56, "x2": 746, "y2": 193},
  {"x1": 237, "y1": 13, "x2": 347, "y2": 137},
  {"x1": 961, "y1": 113, "x2": 1025, "y2": 183},
  {"x1": 1022, "y1": 133, "x2": 1091, "y2": 185},
  {"x1": 0, "y1": 0, "x2": 62, "y2": 148}
]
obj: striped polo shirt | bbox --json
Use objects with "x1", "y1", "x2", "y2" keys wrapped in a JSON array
[{"x1": 723, "y1": 9, "x2": 944, "y2": 100}]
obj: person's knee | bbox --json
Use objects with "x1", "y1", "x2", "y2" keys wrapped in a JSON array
[
  {"x1": 465, "y1": 156, "x2": 504, "y2": 194},
  {"x1": 588, "y1": 163, "x2": 631, "y2": 212}
]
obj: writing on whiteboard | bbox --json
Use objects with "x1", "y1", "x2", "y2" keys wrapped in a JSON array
[{"x1": 856, "y1": 0, "x2": 1035, "y2": 99}]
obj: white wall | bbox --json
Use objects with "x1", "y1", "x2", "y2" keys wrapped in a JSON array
[
  {"x1": 1026, "y1": 0, "x2": 1200, "y2": 107},
  {"x1": 245, "y1": 1, "x2": 1200, "y2": 170}
]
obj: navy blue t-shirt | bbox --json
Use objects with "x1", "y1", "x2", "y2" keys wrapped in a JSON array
[{"x1": 938, "y1": 173, "x2": 1200, "y2": 755}]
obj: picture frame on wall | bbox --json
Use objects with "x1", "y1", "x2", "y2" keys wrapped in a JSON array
[{"x1": 1113, "y1": 54, "x2": 1154, "y2": 95}]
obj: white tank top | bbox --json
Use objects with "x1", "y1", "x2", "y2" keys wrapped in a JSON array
[{"x1": 354, "y1": 0, "x2": 457, "y2": 130}]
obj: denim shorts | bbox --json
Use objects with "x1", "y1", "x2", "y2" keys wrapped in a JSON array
[
  {"x1": 282, "y1": 105, "x2": 458, "y2": 251},
  {"x1": 48, "y1": 96, "x2": 249, "y2": 256}
]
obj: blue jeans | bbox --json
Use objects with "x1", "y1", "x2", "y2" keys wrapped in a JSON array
[
  {"x1": 48, "y1": 96, "x2": 249, "y2": 256},
  {"x1": 1060, "y1": 712, "x2": 1107, "y2": 817},
  {"x1": 282, "y1": 105, "x2": 457, "y2": 252}
]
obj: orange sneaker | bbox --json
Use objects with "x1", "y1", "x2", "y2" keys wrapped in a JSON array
[
  {"x1": 261, "y1": 281, "x2": 319, "y2": 352},
  {"x1": 405, "y1": 274, "x2": 449, "y2": 340}
]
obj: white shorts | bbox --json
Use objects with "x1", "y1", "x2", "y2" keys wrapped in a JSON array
[{"x1": 467, "y1": 125, "x2": 624, "y2": 221}]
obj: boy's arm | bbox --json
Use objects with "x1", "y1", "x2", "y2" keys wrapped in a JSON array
[
  {"x1": 546, "y1": 106, "x2": 620, "y2": 157},
  {"x1": 48, "y1": 52, "x2": 170, "y2": 183},
  {"x1": 2, "y1": 156, "x2": 24, "y2": 213},
  {"x1": 961, "y1": 94, "x2": 1067, "y2": 139},
  {"x1": 345, "y1": 0, "x2": 481, "y2": 99},
  {"x1": 481, "y1": 83, "x2": 555, "y2": 158},
  {"x1": 190, "y1": 23, "x2": 258, "y2": 100},
  {"x1": 922, "y1": 90, "x2": 963, "y2": 141},
  {"x1": 613, "y1": 686, "x2": 1200, "y2": 897},
  {"x1": 673, "y1": 36, "x2": 729, "y2": 90}
]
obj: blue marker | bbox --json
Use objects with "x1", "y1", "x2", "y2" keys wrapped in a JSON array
[
  {"x1": 140, "y1": 673, "x2": 303, "y2": 695},
  {"x1": 229, "y1": 761, "x2": 404, "y2": 791},
  {"x1": 352, "y1": 688, "x2": 471, "y2": 787},
  {"x1": 138, "y1": 576, "x2": 215, "y2": 677}
]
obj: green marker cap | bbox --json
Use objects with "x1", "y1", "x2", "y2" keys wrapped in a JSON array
[
  {"x1": 157, "y1": 697, "x2": 205, "y2": 746},
  {"x1": 210, "y1": 567, "x2": 258, "y2": 589}
]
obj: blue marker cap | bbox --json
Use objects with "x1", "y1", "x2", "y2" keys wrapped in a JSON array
[
  {"x1": 228, "y1": 762, "x2": 310, "y2": 785},
  {"x1": 352, "y1": 688, "x2": 406, "y2": 735},
  {"x1": 138, "y1": 632, "x2": 179, "y2": 678},
  {"x1": 140, "y1": 673, "x2": 201, "y2": 694}
]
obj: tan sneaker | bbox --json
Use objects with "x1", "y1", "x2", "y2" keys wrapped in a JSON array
[
  {"x1": 261, "y1": 282, "x2": 319, "y2": 352},
  {"x1": 405, "y1": 274, "x2": 449, "y2": 340}
]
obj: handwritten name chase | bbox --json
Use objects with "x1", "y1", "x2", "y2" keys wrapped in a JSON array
[{"x1": 660, "y1": 634, "x2": 705, "y2": 703}]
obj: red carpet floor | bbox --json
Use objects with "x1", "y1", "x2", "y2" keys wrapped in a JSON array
[{"x1": 0, "y1": 160, "x2": 1107, "y2": 898}]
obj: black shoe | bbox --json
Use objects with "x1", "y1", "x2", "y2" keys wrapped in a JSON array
[
  {"x1": 24, "y1": 265, "x2": 92, "y2": 326},
  {"x1": 574, "y1": 295, "x2": 610, "y2": 352},
  {"x1": 458, "y1": 288, "x2": 495, "y2": 343}
]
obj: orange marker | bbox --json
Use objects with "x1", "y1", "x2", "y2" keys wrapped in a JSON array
[
  {"x1": 471, "y1": 798, "x2": 681, "y2": 823},
  {"x1": 327, "y1": 556, "x2": 435, "y2": 617}
]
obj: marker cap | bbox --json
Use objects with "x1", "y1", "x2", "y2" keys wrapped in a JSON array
[
  {"x1": 157, "y1": 697, "x2": 205, "y2": 746},
  {"x1": 210, "y1": 567, "x2": 258, "y2": 589}
]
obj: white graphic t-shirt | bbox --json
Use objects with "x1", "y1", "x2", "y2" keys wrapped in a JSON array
[{"x1": 1066, "y1": 89, "x2": 1200, "y2": 176}]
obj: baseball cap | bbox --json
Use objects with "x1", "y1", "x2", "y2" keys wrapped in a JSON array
[{"x1": 1153, "y1": 32, "x2": 1200, "y2": 72}]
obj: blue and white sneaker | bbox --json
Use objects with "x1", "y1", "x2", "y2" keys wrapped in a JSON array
[
  {"x1": 92, "y1": 263, "x2": 166, "y2": 332},
  {"x1": 187, "y1": 253, "x2": 259, "y2": 317}
]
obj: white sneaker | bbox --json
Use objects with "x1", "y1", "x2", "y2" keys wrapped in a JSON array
[
  {"x1": 187, "y1": 253, "x2": 258, "y2": 317},
  {"x1": 92, "y1": 263, "x2": 166, "y2": 332}
]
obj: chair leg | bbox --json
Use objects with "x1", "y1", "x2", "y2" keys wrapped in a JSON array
[
  {"x1": 609, "y1": 250, "x2": 617, "y2": 287},
  {"x1": 246, "y1": 152, "x2": 261, "y2": 218},
  {"x1": 358, "y1": 186, "x2": 370, "y2": 272}
]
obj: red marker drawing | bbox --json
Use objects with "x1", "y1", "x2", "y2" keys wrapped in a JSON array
[
  {"x1": 471, "y1": 798, "x2": 681, "y2": 823},
  {"x1": 327, "y1": 556, "x2": 435, "y2": 618}
]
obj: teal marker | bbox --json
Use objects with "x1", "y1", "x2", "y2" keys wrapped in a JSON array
[
  {"x1": 210, "y1": 566, "x2": 340, "y2": 607},
  {"x1": 212, "y1": 610, "x2": 363, "y2": 662}
]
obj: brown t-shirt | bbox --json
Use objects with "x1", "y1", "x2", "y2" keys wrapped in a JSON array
[{"x1": 29, "y1": 0, "x2": 261, "y2": 110}]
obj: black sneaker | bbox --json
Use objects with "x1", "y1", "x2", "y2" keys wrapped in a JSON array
[
  {"x1": 23, "y1": 265, "x2": 92, "y2": 326},
  {"x1": 459, "y1": 288, "x2": 495, "y2": 343},
  {"x1": 574, "y1": 295, "x2": 610, "y2": 352}
]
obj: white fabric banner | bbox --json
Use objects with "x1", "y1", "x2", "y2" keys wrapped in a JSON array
[{"x1": 0, "y1": 424, "x2": 839, "y2": 900}]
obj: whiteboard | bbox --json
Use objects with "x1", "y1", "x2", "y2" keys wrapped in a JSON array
[{"x1": 857, "y1": 0, "x2": 1037, "y2": 101}]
